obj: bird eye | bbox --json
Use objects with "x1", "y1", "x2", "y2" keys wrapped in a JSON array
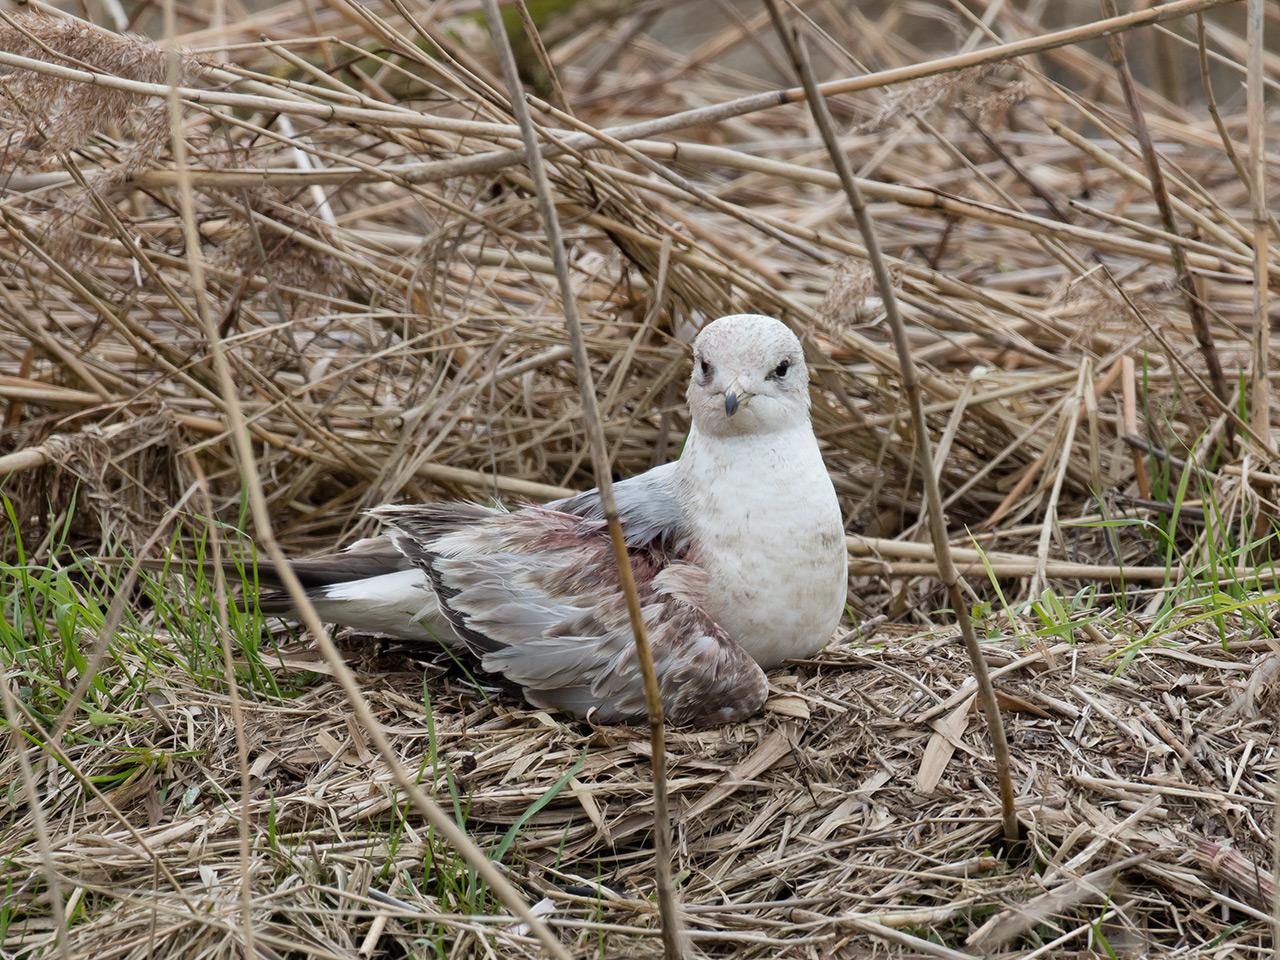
[
  {"x1": 699, "y1": 357, "x2": 712, "y2": 379},
  {"x1": 772, "y1": 359, "x2": 790, "y2": 379}
]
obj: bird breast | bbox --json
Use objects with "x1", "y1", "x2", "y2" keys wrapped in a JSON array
[{"x1": 676, "y1": 426, "x2": 847, "y2": 667}]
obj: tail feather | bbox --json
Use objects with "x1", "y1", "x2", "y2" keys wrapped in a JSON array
[
  {"x1": 134, "y1": 533, "x2": 440, "y2": 639},
  {"x1": 269, "y1": 568, "x2": 443, "y2": 641},
  {"x1": 224, "y1": 536, "x2": 413, "y2": 617}
]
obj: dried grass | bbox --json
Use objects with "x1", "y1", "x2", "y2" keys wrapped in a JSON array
[
  {"x1": 5, "y1": 624, "x2": 1278, "y2": 957},
  {"x1": 1, "y1": 0, "x2": 1278, "y2": 955}
]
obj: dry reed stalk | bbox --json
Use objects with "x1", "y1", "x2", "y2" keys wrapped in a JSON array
[
  {"x1": 764, "y1": 0, "x2": 1019, "y2": 847},
  {"x1": 479, "y1": 1, "x2": 684, "y2": 957},
  {"x1": 838, "y1": 916, "x2": 980, "y2": 960},
  {"x1": 1100, "y1": 0, "x2": 1228, "y2": 410},
  {"x1": 1245, "y1": 0, "x2": 1271, "y2": 457},
  {"x1": 157, "y1": 2, "x2": 569, "y2": 954},
  {"x1": 1029, "y1": 365, "x2": 1087, "y2": 600},
  {"x1": 187, "y1": 453, "x2": 258, "y2": 959},
  {"x1": 1257, "y1": 1, "x2": 1280, "y2": 938}
]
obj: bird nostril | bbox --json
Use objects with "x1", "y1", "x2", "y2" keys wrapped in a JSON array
[{"x1": 724, "y1": 392, "x2": 739, "y2": 416}]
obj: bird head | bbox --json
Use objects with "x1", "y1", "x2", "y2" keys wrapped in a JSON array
[{"x1": 686, "y1": 313, "x2": 810, "y2": 437}]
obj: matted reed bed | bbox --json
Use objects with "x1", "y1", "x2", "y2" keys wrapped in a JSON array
[{"x1": 1, "y1": 0, "x2": 1277, "y2": 955}]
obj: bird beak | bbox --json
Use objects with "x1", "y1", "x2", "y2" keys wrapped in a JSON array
[{"x1": 723, "y1": 380, "x2": 750, "y2": 417}]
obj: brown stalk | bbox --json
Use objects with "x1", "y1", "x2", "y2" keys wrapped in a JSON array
[
  {"x1": 845, "y1": 556, "x2": 1274, "y2": 583},
  {"x1": 0, "y1": 669, "x2": 70, "y2": 959},
  {"x1": 512, "y1": 0, "x2": 570, "y2": 115},
  {"x1": 160, "y1": 5, "x2": 571, "y2": 958},
  {"x1": 1193, "y1": 17, "x2": 1280, "y2": 248},
  {"x1": 1249, "y1": 0, "x2": 1280, "y2": 944},
  {"x1": 1195, "y1": 18, "x2": 1254, "y2": 206},
  {"x1": 1121, "y1": 356, "x2": 1152, "y2": 501},
  {"x1": 1100, "y1": 0, "x2": 1229, "y2": 409},
  {"x1": 1029, "y1": 365, "x2": 1087, "y2": 600},
  {"x1": 1245, "y1": 0, "x2": 1271, "y2": 452},
  {"x1": 479, "y1": 1, "x2": 685, "y2": 957},
  {"x1": 764, "y1": 0, "x2": 1019, "y2": 846},
  {"x1": 188, "y1": 454, "x2": 258, "y2": 960},
  {"x1": 2, "y1": 0, "x2": 1219, "y2": 191}
]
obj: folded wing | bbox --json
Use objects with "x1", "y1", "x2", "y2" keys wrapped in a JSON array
[
  {"x1": 547, "y1": 460, "x2": 688, "y2": 549},
  {"x1": 371, "y1": 502, "x2": 766, "y2": 726}
]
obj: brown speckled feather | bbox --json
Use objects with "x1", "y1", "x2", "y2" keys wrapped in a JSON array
[{"x1": 370, "y1": 503, "x2": 767, "y2": 726}]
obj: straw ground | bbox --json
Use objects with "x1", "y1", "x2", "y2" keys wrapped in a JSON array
[{"x1": 1, "y1": 0, "x2": 1278, "y2": 955}]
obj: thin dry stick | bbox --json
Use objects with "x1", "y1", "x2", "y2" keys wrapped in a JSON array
[
  {"x1": 512, "y1": 0, "x2": 570, "y2": 115},
  {"x1": 0, "y1": 671, "x2": 70, "y2": 960},
  {"x1": 2, "y1": 0, "x2": 1218, "y2": 194},
  {"x1": 1195, "y1": 18, "x2": 1254, "y2": 207},
  {"x1": 1121, "y1": 356, "x2": 1152, "y2": 501},
  {"x1": 161, "y1": 13, "x2": 570, "y2": 960},
  {"x1": 1100, "y1": 0, "x2": 1228, "y2": 408},
  {"x1": 478, "y1": 2, "x2": 686, "y2": 957},
  {"x1": 1028, "y1": 364, "x2": 1087, "y2": 600},
  {"x1": 1245, "y1": 0, "x2": 1270, "y2": 451},
  {"x1": 764, "y1": 1, "x2": 1019, "y2": 846},
  {"x1": 188, "y1": 454, "x2": 258, "y2": 960},
  {"x1": 983, "y1": 447, "x2": 1051, "y2": 530},
  {"x1": 1193, "y1": 16, "x2": 1280, "y2": 246},
  {"x1": 1256, "y1": 5, "x2": 1280, "y2": 940}
]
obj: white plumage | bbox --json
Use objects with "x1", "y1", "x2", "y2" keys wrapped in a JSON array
[
  {"x1": 311, "y1": 569, "x2": 438, "y2": 638},
  {"x1": 261, "y1": 314, "x2": 847, "y2": 725}
]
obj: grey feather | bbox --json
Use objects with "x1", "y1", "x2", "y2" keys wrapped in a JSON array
[
  {"x1": 373, "y1": 501, "x2": 766, "y2": 725},
  {"x1": 547, "y1": 461, "x2": 688, "y2": 548}
]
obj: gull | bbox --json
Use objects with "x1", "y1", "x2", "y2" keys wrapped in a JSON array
[{"x1": 257, "y1": 313, "x2": 848, "y2": 725}]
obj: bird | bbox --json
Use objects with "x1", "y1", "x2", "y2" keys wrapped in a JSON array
[{"x1": 254, "y1": 313, "x2": 848, "y2": 726}]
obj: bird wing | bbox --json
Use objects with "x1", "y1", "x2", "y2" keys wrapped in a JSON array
[
  {"x1": 546, "y1": 460, "x2": 689, "y2": 549},
  {"x1": 371, "y1": 501, "x2": 766, "y2": 726},
  {"x1": 293, "y1": 536, "x2": 413, "y2": 583},
  {"x1": 262, "y1": 460, "x2": 685, "y2": 588},
  {"x1": 254, "y1": 463, "x2": 685, "y2": 623}
]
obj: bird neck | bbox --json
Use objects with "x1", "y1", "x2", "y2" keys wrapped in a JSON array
[
  {"x1": 676, "y1": 420, "x2": 824, "y2": 494},
  {"x1": 684, "y1": 417, "x2": 816, "y2": 452}
]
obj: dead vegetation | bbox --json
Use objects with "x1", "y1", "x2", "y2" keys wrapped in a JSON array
[{"x1": 0, "y1": 0, "x2": 1278, "y2": 956}]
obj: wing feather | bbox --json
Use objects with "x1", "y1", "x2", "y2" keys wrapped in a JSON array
[
  {"x1": 547, "y1": 461, "x2": 688, "y2": 549},
  {"x1": 371, "y1": 502, "x2": 765, "y2": 725}
]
